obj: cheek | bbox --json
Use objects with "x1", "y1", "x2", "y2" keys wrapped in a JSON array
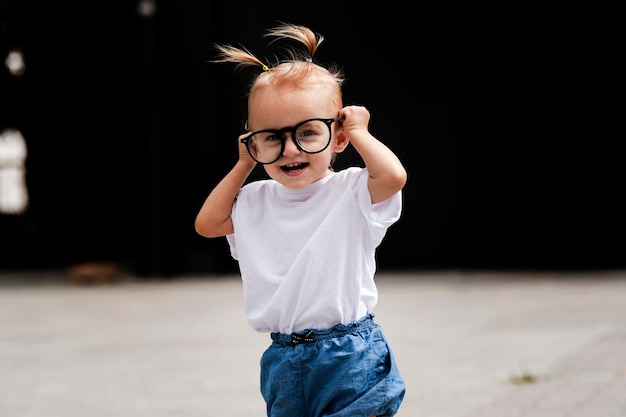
[
  {"x1": 262, "y1": 164, "x2": 280, "y2": 176},
  {"x1": 312, "y1": 149, "x2": 335, "y2": 169}
]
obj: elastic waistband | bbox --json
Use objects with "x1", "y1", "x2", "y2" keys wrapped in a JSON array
[{"x1": 270, "y1": 314, "x2": 375, "y2": 347}]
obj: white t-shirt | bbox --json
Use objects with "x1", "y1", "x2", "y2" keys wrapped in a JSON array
[{"x1": 226, "y1": 167, "x2": 402, "y2": 334}]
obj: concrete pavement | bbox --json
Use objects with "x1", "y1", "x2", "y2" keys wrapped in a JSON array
[{"x1": 1, "y1": 269, "x2": 625, "y2": 417}]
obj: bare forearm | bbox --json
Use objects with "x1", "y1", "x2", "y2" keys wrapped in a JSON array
[
  {"x1": 350, "y1": 130, "x2": 407, "y2": 204},
  {"x1": 194, "y1": 161, "x2": 255, "y2": 238},
  {"x1": 339, "y1": 106, "x2": 407, "y2": 203}
]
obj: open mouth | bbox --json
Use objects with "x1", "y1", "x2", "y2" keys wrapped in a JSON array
[{"x1": 281, "y1": 162, "x2": 309, "y2": 172}]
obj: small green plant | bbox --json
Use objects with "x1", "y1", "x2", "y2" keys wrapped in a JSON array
[{"x1": 508, "y1": 370, "x2": 540, "y2": 385}]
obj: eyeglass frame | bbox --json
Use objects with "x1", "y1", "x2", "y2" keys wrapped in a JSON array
[{"x1": 240, "y1": 116, "x2": 343, "y2": 165}]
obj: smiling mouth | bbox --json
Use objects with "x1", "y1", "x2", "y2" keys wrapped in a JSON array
[{"x1": 281, "y1": 162, "x2": 309, "y2": 172}]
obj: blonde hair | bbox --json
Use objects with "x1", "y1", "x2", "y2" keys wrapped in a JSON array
[{"x1": 211, "y1": 23, "x2": 344, "y2": 99}]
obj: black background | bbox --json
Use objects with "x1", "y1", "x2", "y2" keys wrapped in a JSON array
[{"x1": 0, "y1": 1, "x2": 622, "y2": 276}]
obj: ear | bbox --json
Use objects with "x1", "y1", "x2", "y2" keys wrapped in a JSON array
[{"x1": 333, "y1": 130, "x2": 350, "y2": 153}]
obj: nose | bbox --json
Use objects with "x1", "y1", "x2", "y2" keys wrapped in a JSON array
[{"x1": 282, "y1": 132, "x2": 301, "y2": 156}]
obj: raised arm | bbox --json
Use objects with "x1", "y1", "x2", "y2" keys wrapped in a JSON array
[
  {"x1": 194, "y1": 135, "x2": 256, "y2": 238},
  {"x1": 338, "y1": 106, "x2": 407, "y2": 204}
]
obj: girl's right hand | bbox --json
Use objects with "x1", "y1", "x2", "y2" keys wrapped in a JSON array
[{"x1": 237, "y1": 133, "x2": 257, "y2": 168}]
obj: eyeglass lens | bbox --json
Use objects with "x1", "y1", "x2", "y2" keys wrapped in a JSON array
[{"x1": 247, "y1": 119, "x2": 331, "y2": 164}]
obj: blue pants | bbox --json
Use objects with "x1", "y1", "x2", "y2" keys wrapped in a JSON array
[{"x1": 261, "y1": 314, "x2": 406, "y2": 417}]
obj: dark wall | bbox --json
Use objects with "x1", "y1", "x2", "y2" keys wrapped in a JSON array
[
  {"x1": 1, "y1": 1, "x2": 622, "y2": 275},
  {"x1": 1, "y1": 1, "x2": 148, "y2": 270}
]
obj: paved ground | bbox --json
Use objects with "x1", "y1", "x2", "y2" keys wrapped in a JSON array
[{"x1": 1, "y1": 269, "x2": 626, "y2": 417}]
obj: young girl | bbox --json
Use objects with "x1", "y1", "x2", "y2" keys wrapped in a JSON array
[{"x1": 195, "y1": 23, "x2": 407, "y2": 417}]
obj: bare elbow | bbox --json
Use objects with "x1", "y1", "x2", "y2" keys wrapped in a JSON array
[
  {"x1": 369, "y1": 166, "x2": 408, "y2": 204},
  {"x1": 389, "y1": 165, "x2": 408, "y2": 192},
  {"x1": 194, "y1": 216, "x2": 232, "y2": 238},
  {"x1": 194, "y1": 219, "x2": 210, "y2": 238},
  {"x1": 194, "y1": 216, "x2": 213, "y2": 238}
]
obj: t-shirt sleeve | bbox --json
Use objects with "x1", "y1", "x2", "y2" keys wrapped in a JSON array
[
  {"x1": 225, "y1": 194, "x2": 239, "y2": 260},
  {"x1": 354, "y1": 168, "x2": 403, "y2": 246},
  {"x1": 226, "y1": 233, "x2": 237, "y2": 260}
]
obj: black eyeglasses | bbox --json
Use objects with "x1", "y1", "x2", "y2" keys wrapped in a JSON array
[{"x1": 241, "y1": 116, "x2": 342, "y2": 164}]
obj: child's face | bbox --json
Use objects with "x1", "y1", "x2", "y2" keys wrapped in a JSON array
[{"x1": 247, "y1": 85, "x2": 344, "y2": 189}]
